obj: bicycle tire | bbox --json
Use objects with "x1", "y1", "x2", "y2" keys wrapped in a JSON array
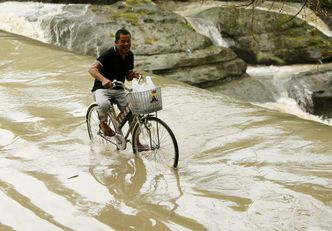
[
  {"x1": 86, "y1": 103, "x2": 112, "y2": 145},
  {"x1": 132, "y1": 116, "x2": 179, "y2": 168}
]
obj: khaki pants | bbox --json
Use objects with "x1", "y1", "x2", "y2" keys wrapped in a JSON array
[{"x1": 93, "y1": 88, "x2": 127, "y2": 122}]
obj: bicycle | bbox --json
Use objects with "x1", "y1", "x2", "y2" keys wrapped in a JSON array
[{"x1": 86, "y1": 77, "x2": 179, "y2": 168}]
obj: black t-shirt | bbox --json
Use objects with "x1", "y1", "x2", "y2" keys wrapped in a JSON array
[{"x1": 91, "y1": 46, "x2": 134, "y2": 92}]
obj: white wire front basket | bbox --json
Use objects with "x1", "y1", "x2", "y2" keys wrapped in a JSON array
[{"x1": 126, "y1": 87, "x2": 163, "y2": 114}]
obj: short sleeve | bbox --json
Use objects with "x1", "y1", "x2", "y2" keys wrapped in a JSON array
[{"x1": 97, "y1": 48, "x2": 113, "y2": 66}]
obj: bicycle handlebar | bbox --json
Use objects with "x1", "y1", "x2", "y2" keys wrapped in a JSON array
[
  {"x1": 112, "y1": 75, "x2": 143, "y2": 91},
  {"x1": 111, "y1": 79, "x2": 124, "y2": 89}
]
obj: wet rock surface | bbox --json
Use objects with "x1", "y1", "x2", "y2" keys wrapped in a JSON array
[
  {"x1": 286, "y1": 64, "x2": 332, "y2": 118},
  {"x1": 312, "y1": 87, "x2": 332, "y2": 118},
  {"x1": 191, "y1": 3, "x2": 332, "y2": 65}
]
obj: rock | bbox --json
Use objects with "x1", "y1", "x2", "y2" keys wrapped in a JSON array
[
  {"x1": 135, "y1": 45, "x2": 247, "y2": 85},
  {"x1": 312, "y1": 87, "x2": 332, "y2": 118},
  {"x1": 184, "y1": 2, "x2": 332, "y2": 65},
  {"x1": 0, "y1": 0, "x2": 119, "y2": 3},
  {"x1": 286, "y1": 63, "x2": 332, "y2": 118}
]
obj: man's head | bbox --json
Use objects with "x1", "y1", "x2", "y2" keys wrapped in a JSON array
[{"x1": 115, "y1": 29, "x2": 131, "y2": 55}]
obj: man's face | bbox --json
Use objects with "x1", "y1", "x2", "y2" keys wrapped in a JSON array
[{"x1": 115, "y1": 33, "x2": 131, "y2": 55}]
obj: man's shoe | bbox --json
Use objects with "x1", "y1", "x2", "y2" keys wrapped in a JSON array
[{"x1": 99, "y1": 122, "x2": 115, "y2": 137}]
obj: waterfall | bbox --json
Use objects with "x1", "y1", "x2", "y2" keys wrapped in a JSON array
[
  {"x1": 245, "y1": 65, "x2": 331, "y2": 124},
  {"x1": 185, "y1": 17, "x2": 229, "y2": 47},
  {"x1": 207, "y1": 64, "x2": 332, "y2": 125},
  {"x1": 0, "y1": 2, "x2": 97, "y2": 55},
  {"x1": 249, "y1": 65, "x2": 314, "y2": 109},
  {"x1": 0, "y1": 1, "x2": 65, "y2": 43}
]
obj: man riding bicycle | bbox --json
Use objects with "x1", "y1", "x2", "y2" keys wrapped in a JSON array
[{"x1": 88, "y1": 28, "x2": 140, "y2": 137}]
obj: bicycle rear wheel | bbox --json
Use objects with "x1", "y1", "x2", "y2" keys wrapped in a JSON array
[
  {"x1": 86, "y1": 103, "x2": 111, "y2": 145},
  {"x1": 132, "y1": 116, "x2": 179, "y2": 168}
]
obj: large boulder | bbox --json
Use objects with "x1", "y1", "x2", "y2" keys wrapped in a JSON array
[
  {"x1": 171, "y1": 1, "x2": 332, "y2": 65},
  {"x1": 43, "y1": 1, "x2": 210, "y2": 56},
  {"x1": 136, "y1": 45, "x2": 247, "y2": 86}
]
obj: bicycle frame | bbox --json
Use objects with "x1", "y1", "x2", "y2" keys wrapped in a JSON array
[{"x1": 106, "y1": 103, "x2": 156, "y2": 148}]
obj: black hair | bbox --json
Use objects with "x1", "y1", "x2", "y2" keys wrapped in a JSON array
[{"x1": 115, "y1": 29, "x2": 131, "y2": 42}]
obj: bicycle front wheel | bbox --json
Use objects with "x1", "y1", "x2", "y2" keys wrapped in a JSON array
[{"x1": 132, "y1": 116, "x2": 179, "y2": 168}]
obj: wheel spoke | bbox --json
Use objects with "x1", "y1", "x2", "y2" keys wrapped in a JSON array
[
  {"x1": 132, "y1": 117, "x2": 179, "y2": 168},
  {"x1": 86, "y1": 104, "x2": 117, "y2": 146},
  {"x1": 88, "y1": 105, "x2": 179, "y2": 167}
]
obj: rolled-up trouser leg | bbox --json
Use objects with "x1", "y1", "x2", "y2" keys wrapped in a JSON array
[
  {"x1": 112, "y1": 89, "x2": 128, "y2": 111},
  {"x1": 93, "y1": 89, "x2": 111, "y2": 122}
]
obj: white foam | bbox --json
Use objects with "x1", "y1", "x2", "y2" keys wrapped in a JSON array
[
  {"x1": 256, "y1": 97, "x2": 332, "y2": 126},
  {"x1": 0, "y1": 1, "x2": 65, "y2": 42}
]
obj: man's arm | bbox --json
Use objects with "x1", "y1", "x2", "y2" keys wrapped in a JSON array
[{"x1": 88, "y1": 61, "x2": 112, "y2": 88}]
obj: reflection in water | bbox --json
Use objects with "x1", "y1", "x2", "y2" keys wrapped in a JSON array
[{"x1": 89, "y1": 155, "x2": 194, "y2": 230}]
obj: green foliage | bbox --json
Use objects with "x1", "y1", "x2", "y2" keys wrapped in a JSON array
[
  {"x1": 126, "y1": 0, "x2": 152, "y2": 5},
  {"x1": 91, "y1": 5, "x2": 116, "y2": 15},
  {"x1": 256, "y1": 52, "x2": 285, "y2": 65},
  {"x1": 145, "y1": 36, "x2": 156, "y2": 45},
  {"x1": 115, "y1": 12, "x2": 139, "y2": 25},
  {"x1": 136, "y1": 8, "x2": 155, "y2": 15},
  {"x1": 109, "y1": 32, "x2": 115, "y2": 39},
  {"x1": 184, "y1": 19, "x2": 195, "y2": 32}
]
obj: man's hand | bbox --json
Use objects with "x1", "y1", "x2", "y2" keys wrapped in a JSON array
[
  {"x1": 128, "y1": 70, "x2": 140, "y2": 80},
  {"x1": 102, "y1": 79, "x2": 112, "y2": 89}
]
